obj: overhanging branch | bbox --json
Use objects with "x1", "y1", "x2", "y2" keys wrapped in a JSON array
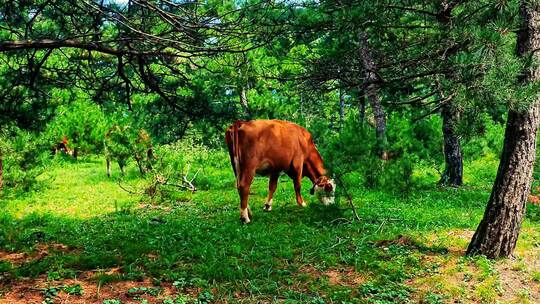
[{"x1": 0, "y1": 39, "x2": 186, "y2": 58}]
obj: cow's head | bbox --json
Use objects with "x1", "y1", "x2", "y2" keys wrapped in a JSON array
[{"x1": 310, "y1": 176, "x2": 336, "y2": 205}]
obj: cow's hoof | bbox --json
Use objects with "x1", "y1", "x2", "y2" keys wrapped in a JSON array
[
  {"x1": 300, "y1": 201, "x2": 307, "y2": 208},
  {"x1": 240, "y1": 207, "x2": 252, "y2": 224},
  {"x1": 263, "y1": 204, "x2": 272, "y2": 212}
]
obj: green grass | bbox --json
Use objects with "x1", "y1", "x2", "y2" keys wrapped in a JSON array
[
  {"x1": 0, "y1": 154, "x2": 539, "y2": 303},
  {"x1": 0, "y1": 157, "x2": 145, "y2": 219}
]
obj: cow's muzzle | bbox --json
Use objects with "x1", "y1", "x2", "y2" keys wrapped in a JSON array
[{"x1": 313, "y1": 179, "x2": 336, "y2": 205}]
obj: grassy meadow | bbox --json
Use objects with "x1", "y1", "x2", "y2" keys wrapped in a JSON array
[
  {"x1": 0, "y1": 151, "x2": 540, "y2": 304},
  {"x1": 4, "y1": 1, "x2": 540, "y2": 303}
]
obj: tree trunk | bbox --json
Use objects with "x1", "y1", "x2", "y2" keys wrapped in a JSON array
[
  {"x1": 359, "y1": 95, "x2": 366, "y2": 126},
  {"x1": 238, "y1": 86, "x2": 251, "y2": 119},
  {"x1": 368, "y1": 87, "x2": 388, "y2": 159},
  {"x1": 358, "y1": 31, "x2": 388, "y2": 159},
  {"x1": 300, "y1": 95, "x2": 307, "y2": 127},
  {"x1": 435, "y1": 0, "x2": 463, "y2": 187},
  {"x1": 467, "y1": 1, "x2": 540, "y2": 258},
  {"x1": 439, "y1": 102, "x2": 463, "y2": 186}
]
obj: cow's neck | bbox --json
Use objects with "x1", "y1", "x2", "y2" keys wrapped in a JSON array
[{"x1": 305, "y1": 156, "x2": 326, "y2": 183}]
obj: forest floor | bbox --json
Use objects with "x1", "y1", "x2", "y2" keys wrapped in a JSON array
[{"x1": 0, "y1": 156, "x2": 540, "y2": 303}]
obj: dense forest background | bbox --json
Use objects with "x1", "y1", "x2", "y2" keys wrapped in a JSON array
[
  {"x1": 1, "y1": 0, "x2": 540, "y2": 303},
  {"x1": 0, "y1": 0, "x2": 523, "y2": 197}
]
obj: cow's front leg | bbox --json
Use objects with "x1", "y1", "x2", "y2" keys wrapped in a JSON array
[
  {"x1": 288, "y1": 162, "x2": 306, "y2": 207},
  {"x1": 264, "y1": 173, "x2": 279, "y2": 212},
  {"x1": 290, "y1": 163, "x2": 306, "y2": 207},
  {"x1": 293, "y1": 177, "x2": 306, "y2": 207},
  {"x1": 238, "y1": 171, "x2": 254, "y2": 223}
]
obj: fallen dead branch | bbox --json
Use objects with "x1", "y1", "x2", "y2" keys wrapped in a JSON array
[
  {"x1": 118, "y1": 163, "x2": 201, "y2": 197},
  {"x1": 334, "y1": 174, "x2": 361, "y2": 222}
]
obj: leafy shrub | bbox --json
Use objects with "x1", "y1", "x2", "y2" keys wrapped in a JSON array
[
  {"x1": 1, "y1": 127, "x2": 50, "y2": 192},
  {"x1": 144, "y1": 137, "x2": 228, "y2": 200},
  {"x1": 104, "y1": 125, "x2": 154, "y2": 176},
  {"x1": 318, "y1": 113, "x2": 440, "y2": 195},
  {"x1": 43, "y1": 99, "x2": 107, "y2": 156},
  {"x1": 462, "y1": 114, "x2": 505, "y2": 159}
]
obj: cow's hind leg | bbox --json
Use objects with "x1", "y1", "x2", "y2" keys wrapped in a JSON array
[
  {"x1": 264, "y1": 173, "x2": 279, "y2": 212},
  {"x1": 238, "y1": 170, "x2": 255, "y2": 223}
]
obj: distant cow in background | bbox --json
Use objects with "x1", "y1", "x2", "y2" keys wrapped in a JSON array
[
  {"x1": 104, "y1": 126, "x2": 154, "y2": 177},
  {"x1": 51, "y1": 136, "x2": 74, "y2": 156},
  {"x1": 225, "y1": 119, "x2": 336, "y2": 223}
]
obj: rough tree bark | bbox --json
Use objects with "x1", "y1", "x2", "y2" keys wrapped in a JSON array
[
  {"x1": 358, "y1": 31, "x2": 388, "y2": 159},
  {"x1": 467, "y1": 1, "x2": 540, "y2": 258},
  {"x1": 437, "y1": 0, "x2": 463, "y2": 187},
  {"x1": 439, "y1": 102, "x2": 463, "y2": 186},
  {"x1": 359, "y1": 95, "x2": 366, "y2": 126}
]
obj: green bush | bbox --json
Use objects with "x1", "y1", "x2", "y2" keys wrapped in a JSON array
[
  {"x1": 145, "y1": 136, "x2": 228, "y2": 200},
  {"x1": 1, "y1": 128, "x2": 50, "y2": 192},
  {"x1": 462, "y1": 114, "x2": 505, "y2": 159},
  {"x1": 44, "y1": 100, "x2": 107, "y2": 156},
  {"x1": 318, "y1": 113, "x2": 440, "y2": 195},
  {"x1": 104, "y1": 125, "x2": 154, "y2": 176}
]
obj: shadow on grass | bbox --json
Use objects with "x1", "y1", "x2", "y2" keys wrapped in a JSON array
[
  {"x1": 1, "y1": 203, "x2": 463, "y2": 275},
  {"x1": 3, "y1": 206, "x2": 535, "y2": 303},
  {"x1": 0, "y1": 182, "x2": 505, "y2": 301}
]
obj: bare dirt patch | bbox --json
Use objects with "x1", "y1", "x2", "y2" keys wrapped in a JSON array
[
  {"x1": 528, "y1": 195, "x2": 540, "y2": 205},
  {"x1": 0, "y1": 243, "x2": 78, "y2": 267},
  {"x1": 299, "y1": 265, "x2": 366, "y2": 287},
  {"x1": 407, "y1": 229, "x2": 540, "y2": 303},
  {"x1": 375, "y1": 235, "x2": 417, "y2": 249},
  {"x1": 496, "y1": 260, "x2": 540, "y2": 303},
  {"x1": 0, "y1": 274, "x2": 180, "y2": 303},
  {"x1": 0, "y1": 251, "x2": 30, "y2": 266},
  {"x1": 324, "y1": 268, "x2": 366, "y2": 286},
  {"x1": 0, "y1": 245, "x2": 192, "y2": 303}
]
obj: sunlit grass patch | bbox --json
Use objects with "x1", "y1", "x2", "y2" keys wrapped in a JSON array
[
  {"x1": 476, "y1": 275, "x2": 502, "y2": 303},
  {"x1": 401, "y1": 228, "x2": 540, "y2": 303},
  {"x1": 1, "y1": 158, "x2": 145, "y2": 219}
]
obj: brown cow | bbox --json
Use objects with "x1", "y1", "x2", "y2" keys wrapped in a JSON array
[{"x1": 225, "y1": 119, "x2": 335, "y2": 223}]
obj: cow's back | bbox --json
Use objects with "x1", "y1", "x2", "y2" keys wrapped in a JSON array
[
  {"x1": 247, "y1": 119, "x2": 307, "y2": 148},
  {"x1": 226, "y1": 120, "x2": 314, "y2": 174}
]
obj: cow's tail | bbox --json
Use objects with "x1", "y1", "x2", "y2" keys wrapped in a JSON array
[{"x1": 231, "y1": 121, "x2": 242, "y2": 188}]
